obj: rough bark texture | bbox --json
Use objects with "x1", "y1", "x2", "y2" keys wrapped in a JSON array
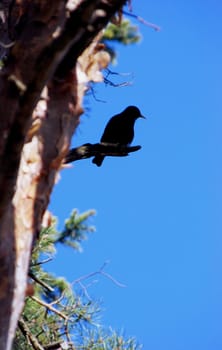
[{"x1": 0, "y1": 1, "x2": 126, "y2": 349}]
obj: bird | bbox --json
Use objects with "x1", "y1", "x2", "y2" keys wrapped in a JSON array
[{"x1": 92, "y1": 105, "x2": 145, "y2": 166}]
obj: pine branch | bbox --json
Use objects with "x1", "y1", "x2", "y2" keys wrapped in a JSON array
[
  {"x1": 18, "y1": 318, "x2": 44, "y2": 350},
  {"x1": 31, "y1": 296, "x2": 68, "y2": 321},
  {"x1": 29, "y1": 271, "x2": 55, "y2": 293}
]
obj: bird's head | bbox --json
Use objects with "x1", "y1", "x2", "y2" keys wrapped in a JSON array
[{"x1": 124, "y1": 106, "x2": 146, "y2": 119}]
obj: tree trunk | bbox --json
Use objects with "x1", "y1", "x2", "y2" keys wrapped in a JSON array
[{"x1": 0, "y1": 1, "x2": 125, "y2": 349}]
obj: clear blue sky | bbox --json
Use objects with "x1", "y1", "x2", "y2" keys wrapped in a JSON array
[{"x1": 49, "y1": 1, "x2": 222, "y2": 349}]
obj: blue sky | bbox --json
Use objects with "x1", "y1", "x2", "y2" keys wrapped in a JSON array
[{"x1": 49, "y1": 1, "x2": 222, "y2": 349}]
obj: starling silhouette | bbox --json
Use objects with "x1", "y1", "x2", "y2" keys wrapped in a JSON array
[{"x1": 92, "y1": 105, "x2": 145, "y2": 166}]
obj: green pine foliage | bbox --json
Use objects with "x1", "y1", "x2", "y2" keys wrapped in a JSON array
[
  {"x1": 103, "y1": 20, "x2": 140, "y2": 45},
  {"x1": 102, "y1": 19, "x2": 141, "y2": 62},
  {"x1": 13, "y1": 210, "x2": 142, "y2": 350},
  {"x1": 54, "y1": 209, "x2": 96, "y2": 251}
]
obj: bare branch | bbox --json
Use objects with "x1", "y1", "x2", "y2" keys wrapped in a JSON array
[
  {"x1": 49, "y1": 292, "x2": 66, "y2": 307},
  {"x1": 31, "y1": 257, "x2": 53, "y2": 266},
  {"x1": 29, "y1": 271, "x2": 55, "y2": 293},
  {"x1": 123, "y1": 10, "x2": 161, "y2": 31},
  {"x1": 18, "y1": 318, "x2": 44, "y2": 350},
  {"x1": 64, "y1": 143, "x2": 142, "y2": 163},
  {"x1": 31, "y1": 296, "x2": 69, "y2": 321},
  {"x1": 104, "y1": 77, "x2": 132, "y2": 87},
  {"x1": 71, "y1": 261, "x2": 126, "y2": 289},
  {"x1": 88, "y1": 85, "x2": 107, "y2": 103},
  {"x1": 105, "y1": 68, "x2": 133, "y2": 77}
]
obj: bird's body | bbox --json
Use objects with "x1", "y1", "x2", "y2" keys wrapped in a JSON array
[{"x1": 92, "y1": 106, "x2": 144, "y2": 166}]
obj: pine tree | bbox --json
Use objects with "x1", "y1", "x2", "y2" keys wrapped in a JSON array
[{"x1": 13, "y1": 210, "x2": 141, "y2": 350}]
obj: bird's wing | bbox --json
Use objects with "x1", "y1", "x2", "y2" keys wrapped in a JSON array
[{"x1": 100, "y1": 115, "x2": 122, "y2": 143}]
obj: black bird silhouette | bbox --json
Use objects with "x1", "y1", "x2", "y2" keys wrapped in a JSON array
[{"x1": 92, "y1": 105, "x2": 145, "y2": 166}]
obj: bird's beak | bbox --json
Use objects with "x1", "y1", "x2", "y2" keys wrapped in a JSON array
[{"x1": 140, "y1": 114, "x2": 146, "y2": 119}]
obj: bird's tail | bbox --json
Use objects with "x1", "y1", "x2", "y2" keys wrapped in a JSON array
[{"x1": 92, "y1": 155, "x2": 105, "y2": 167}]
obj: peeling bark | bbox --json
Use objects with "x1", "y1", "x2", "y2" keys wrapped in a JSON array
[{"x1": 0, "y1": 1, "x2": 126, "y2": 349}]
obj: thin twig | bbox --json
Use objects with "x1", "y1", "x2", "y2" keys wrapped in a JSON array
[
  {"x1": 29, "y1": 271, "x2": 55, "y2": 293},
  {"x1": 100, "y1": 270, "x2": 126, "y2": 288},
  {"x1": 88, "y1": 85, "x2": 106, "y2": 103},
  {"x1": 105, "y1": 68, "x2": 133, "y2": 77},
  {"x1": 78, "y1": 280, "x2": 92, "y2": 300},
  {"x1": 31, "y1": 296, "x2": 69, "y2": 320},
  {"x1": 49, "y1": 291, "x2": 65, "y2": 306},
  {"x1": 31, "y1": 257, "x2": 53, "y2": 266},
  {"x1": 123, "y1": 10, "x2": 161, "y2": 31},
  {"x1": 104, "y1": 77, "x2": 132, "y2": 87},
  {"x1": 98, "y1": 261, "x2": 126, "y2": 287},
  {"x1": 103, "y1": 69, "x2": 134, "y2": 88},
  {"x1": 71, "y1": 261, "x2": 126, "y2": 288},
  {"x1": 64, "y1": 318, "x2": 72, "y2": 343}
]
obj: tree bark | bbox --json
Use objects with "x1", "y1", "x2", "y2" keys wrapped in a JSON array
[{"x1": 0, "y1": 1, "x2": 126, "y2": 349}]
